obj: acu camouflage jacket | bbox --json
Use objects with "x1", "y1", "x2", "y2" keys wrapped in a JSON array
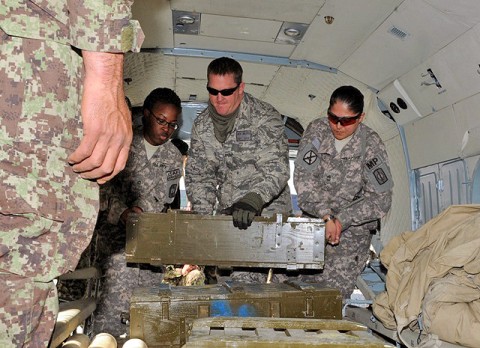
[{"x1": 294, "y1": 117, "x2": 393, "y2": 230}]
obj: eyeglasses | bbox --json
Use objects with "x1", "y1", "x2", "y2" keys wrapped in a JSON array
[
  {"x1": 148, "y1": 110, "x2": 178, "y2": 130},
  {"x1": 327, "y1": 110, "x2": 362, "y2": 127},
  {"x1": 206, "y1": 84, "x2": 240, "y2": 96}
]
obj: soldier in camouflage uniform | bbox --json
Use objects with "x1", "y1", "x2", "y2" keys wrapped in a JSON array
[
  {"x1": 0, "y1": 1, "x2": 143, "y2": 346},
  {"x1": 185, "y1": 57, "x2": 292, "y2": 283},
  {"x1": 92, "y1": 88, "x2": 204, "y2": 337},
  {"x1": 293, "y1": 85, "x2": 393, "y2": 299}
]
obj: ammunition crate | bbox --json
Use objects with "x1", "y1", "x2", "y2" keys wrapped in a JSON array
[
  {"x1": 183, "y1": 317, "x2": 394, "y2": 347},
  {"x1": 126, "y1": 211, "x2": 325, "y2": 270},
  {"x1": 130, "y1": 281, "x2": 342, "y2": 347}
]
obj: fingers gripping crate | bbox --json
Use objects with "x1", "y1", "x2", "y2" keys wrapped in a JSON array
[
  {"x1": 183, "y1": 317, "x2": 394, "y2": 347},
  {"x1": 130, "y1": 282, "x2": 342, "y2": 347}
]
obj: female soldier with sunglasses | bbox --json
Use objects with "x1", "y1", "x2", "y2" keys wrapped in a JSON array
[{"x1": 293, "y1": 85, "x2": 394, "y2": 299}]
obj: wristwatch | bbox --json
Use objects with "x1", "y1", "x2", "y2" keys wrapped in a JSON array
[{"x1": 323, "y1": 214, "x2": 335, "y2": 223}]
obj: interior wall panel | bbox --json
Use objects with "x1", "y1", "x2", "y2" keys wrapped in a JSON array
[
  {"x1": 171, "y1": 0, "x2": 324, "y2": 23},
  {"x1": 454, "y1": 92, "x2": 480, "y2": 158},
  {"x1": 124, "y1": 53, "x2": 176, "y2": 106},
  {"x1": 403, "y1": 106, "x2": 460, "y2": 169}
]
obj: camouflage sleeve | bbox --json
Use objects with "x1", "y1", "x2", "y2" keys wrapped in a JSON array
[
  {"x1": 185, "y1": 124, "x2": 218, "y2": 215},
  {"x1": 293, "y1": 121, "x2": 334, "y2": 218},
  {"x1": 336, "y1": 134, "x2": 393, "y2": 229},
  {"x1": 1, "y1": 1, "x2": 143, "y2": 52},
  {"x1": 67, "y1": 0, "x2": 144, "y2": 52},
  {"x1": 249, "y1": 108, "x2": 290, "y2": 204}
]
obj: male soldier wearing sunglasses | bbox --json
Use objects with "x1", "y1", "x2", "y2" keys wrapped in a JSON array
[
  {"x1": 293, "y1": 85, "x2": 393, "y2": 299},
  {"x1": 185, "y1": 57, "x2": 292, "y2": 283}
]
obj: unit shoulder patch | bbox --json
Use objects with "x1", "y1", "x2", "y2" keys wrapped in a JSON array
[
  {"x1": 295, "y1": 143, "x2": 320, "y2": 171},
  {"x1": 364, "y1": 156, "x2": 393, "y2": 192}
]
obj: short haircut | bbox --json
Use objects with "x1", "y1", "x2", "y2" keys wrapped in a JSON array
[
  {"x1": 207, "y1": 57, "x2": 243, "y2": 85},
  {"x1": 329, "y1": 85, "x2": 364, "y2": 114},
  {"x1": 143, "y1": 87, "x2": 182, "y2": 112}
]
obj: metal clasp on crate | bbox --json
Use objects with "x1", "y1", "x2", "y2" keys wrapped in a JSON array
[
  {"x1": 274, "y1": 213, "x2": 283, "y2": 248},
  {"x1": 313, "y1": 223, "x2": 325, "y2": 263}
]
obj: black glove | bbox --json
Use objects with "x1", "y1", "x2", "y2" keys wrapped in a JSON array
[{"x1": 231, "y1": 192, "x2": 264, "y2": 230}]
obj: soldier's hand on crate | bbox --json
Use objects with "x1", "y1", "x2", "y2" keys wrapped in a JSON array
[
  {"x1": 231, "y1": 192, "x2": 264, "y2": 230},
  {"x1": 232, "y1": 205, "x2": 257, "y2": 230},
  {"x1": 325, "y1": 216, "x2": 342, "y2": 245},
  {"x1": 120, "y1": 206, "x2": 144, "y2": 225}
]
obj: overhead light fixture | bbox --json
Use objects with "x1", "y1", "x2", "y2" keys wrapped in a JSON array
[
  {"x1": 275, "y1": 22, "x2": 308, "y2": 45},
  {"x1": 284, "y1": 28, "x2": 300, "y2": 38},
  {"x1": 177, "y1": 15, "x2": 195, "y2": 25},
  {"x1": 172, "y1": 10, "x2": 201, "y2": 35},
  {"x1": 324, "y1": 16, "x2": 334, "y2": 25}
]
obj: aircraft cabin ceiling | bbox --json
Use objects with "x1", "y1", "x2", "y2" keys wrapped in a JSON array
[{"x1": 125, "y1": 0, "x2": 480, "y2": 126}]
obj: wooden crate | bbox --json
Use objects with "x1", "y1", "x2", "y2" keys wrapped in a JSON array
[{"x1": 183, "y1": 317, "x2": 394, "y2": 347}]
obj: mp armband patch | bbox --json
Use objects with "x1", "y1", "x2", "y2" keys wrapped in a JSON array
[
  {"x1": 365, "y1": 156, "x2": 393, "y2": 192},
  {"x1": 295, "y1": 143, "x2": 320, "y2": 171}
]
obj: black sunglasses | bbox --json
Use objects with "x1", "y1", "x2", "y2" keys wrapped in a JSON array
[
  {"x1": 327, "y1": 110, "x2": 362, "y2": 127},
  {"x1": 206, "y1": 84, "x2": 240, "y2": 96}
]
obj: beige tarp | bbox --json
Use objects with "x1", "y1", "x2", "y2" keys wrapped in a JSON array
[{"x1": 373, "y1": 205, "x2": 480, "y2": 348}]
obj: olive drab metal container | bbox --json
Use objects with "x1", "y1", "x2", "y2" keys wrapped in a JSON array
[
  {"x1": 129, "y1": 281, "x2": 342, "y2": 347},
  {"x1": 126, "y1": 211, "x2": 325, "y2": 270},
  {"x1": 183, "y1": 317, "x2": 394, "y2": 347}
]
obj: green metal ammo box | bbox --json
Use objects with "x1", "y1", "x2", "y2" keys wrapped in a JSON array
[
  {"x1": 125, "y1": 211, "x2": 325, "y2": 270},
  {"x1": 130, "y1": 281, "x2": 342, "y2": 347}
]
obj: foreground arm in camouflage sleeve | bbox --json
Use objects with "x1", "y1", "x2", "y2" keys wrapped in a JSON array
[
  {"x1": 293, "y1": 122, "x2": 334, "y2": 219},
  {"x1": 335, "y1": 135, "x2": 393, "y2": 230},
  {"x1": 185, "y1": 124, "x2": 219, "y2": 214},
  {"x1": 248, "y1": 108, "x2": 290, "y2": 204}
]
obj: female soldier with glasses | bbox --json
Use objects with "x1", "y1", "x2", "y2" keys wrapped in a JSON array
[
  {"x1": 90, "y1": 88, "x2": 204, "y2": 337},
  {"x1": 293, "y1": 85, "x2": 394, "y2": 299}
]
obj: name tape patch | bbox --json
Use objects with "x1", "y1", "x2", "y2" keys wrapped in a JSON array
[
  {"x1": 236, "y1": 130, "x2": 252, "y2": 141},
  {"x1": 166, "y1": 169, "x2": 181, "y2": 181}
]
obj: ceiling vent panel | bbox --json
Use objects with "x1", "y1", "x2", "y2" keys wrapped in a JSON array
[{"x1": 387, "y1": 25, "x2": 410, "y2": 40}]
